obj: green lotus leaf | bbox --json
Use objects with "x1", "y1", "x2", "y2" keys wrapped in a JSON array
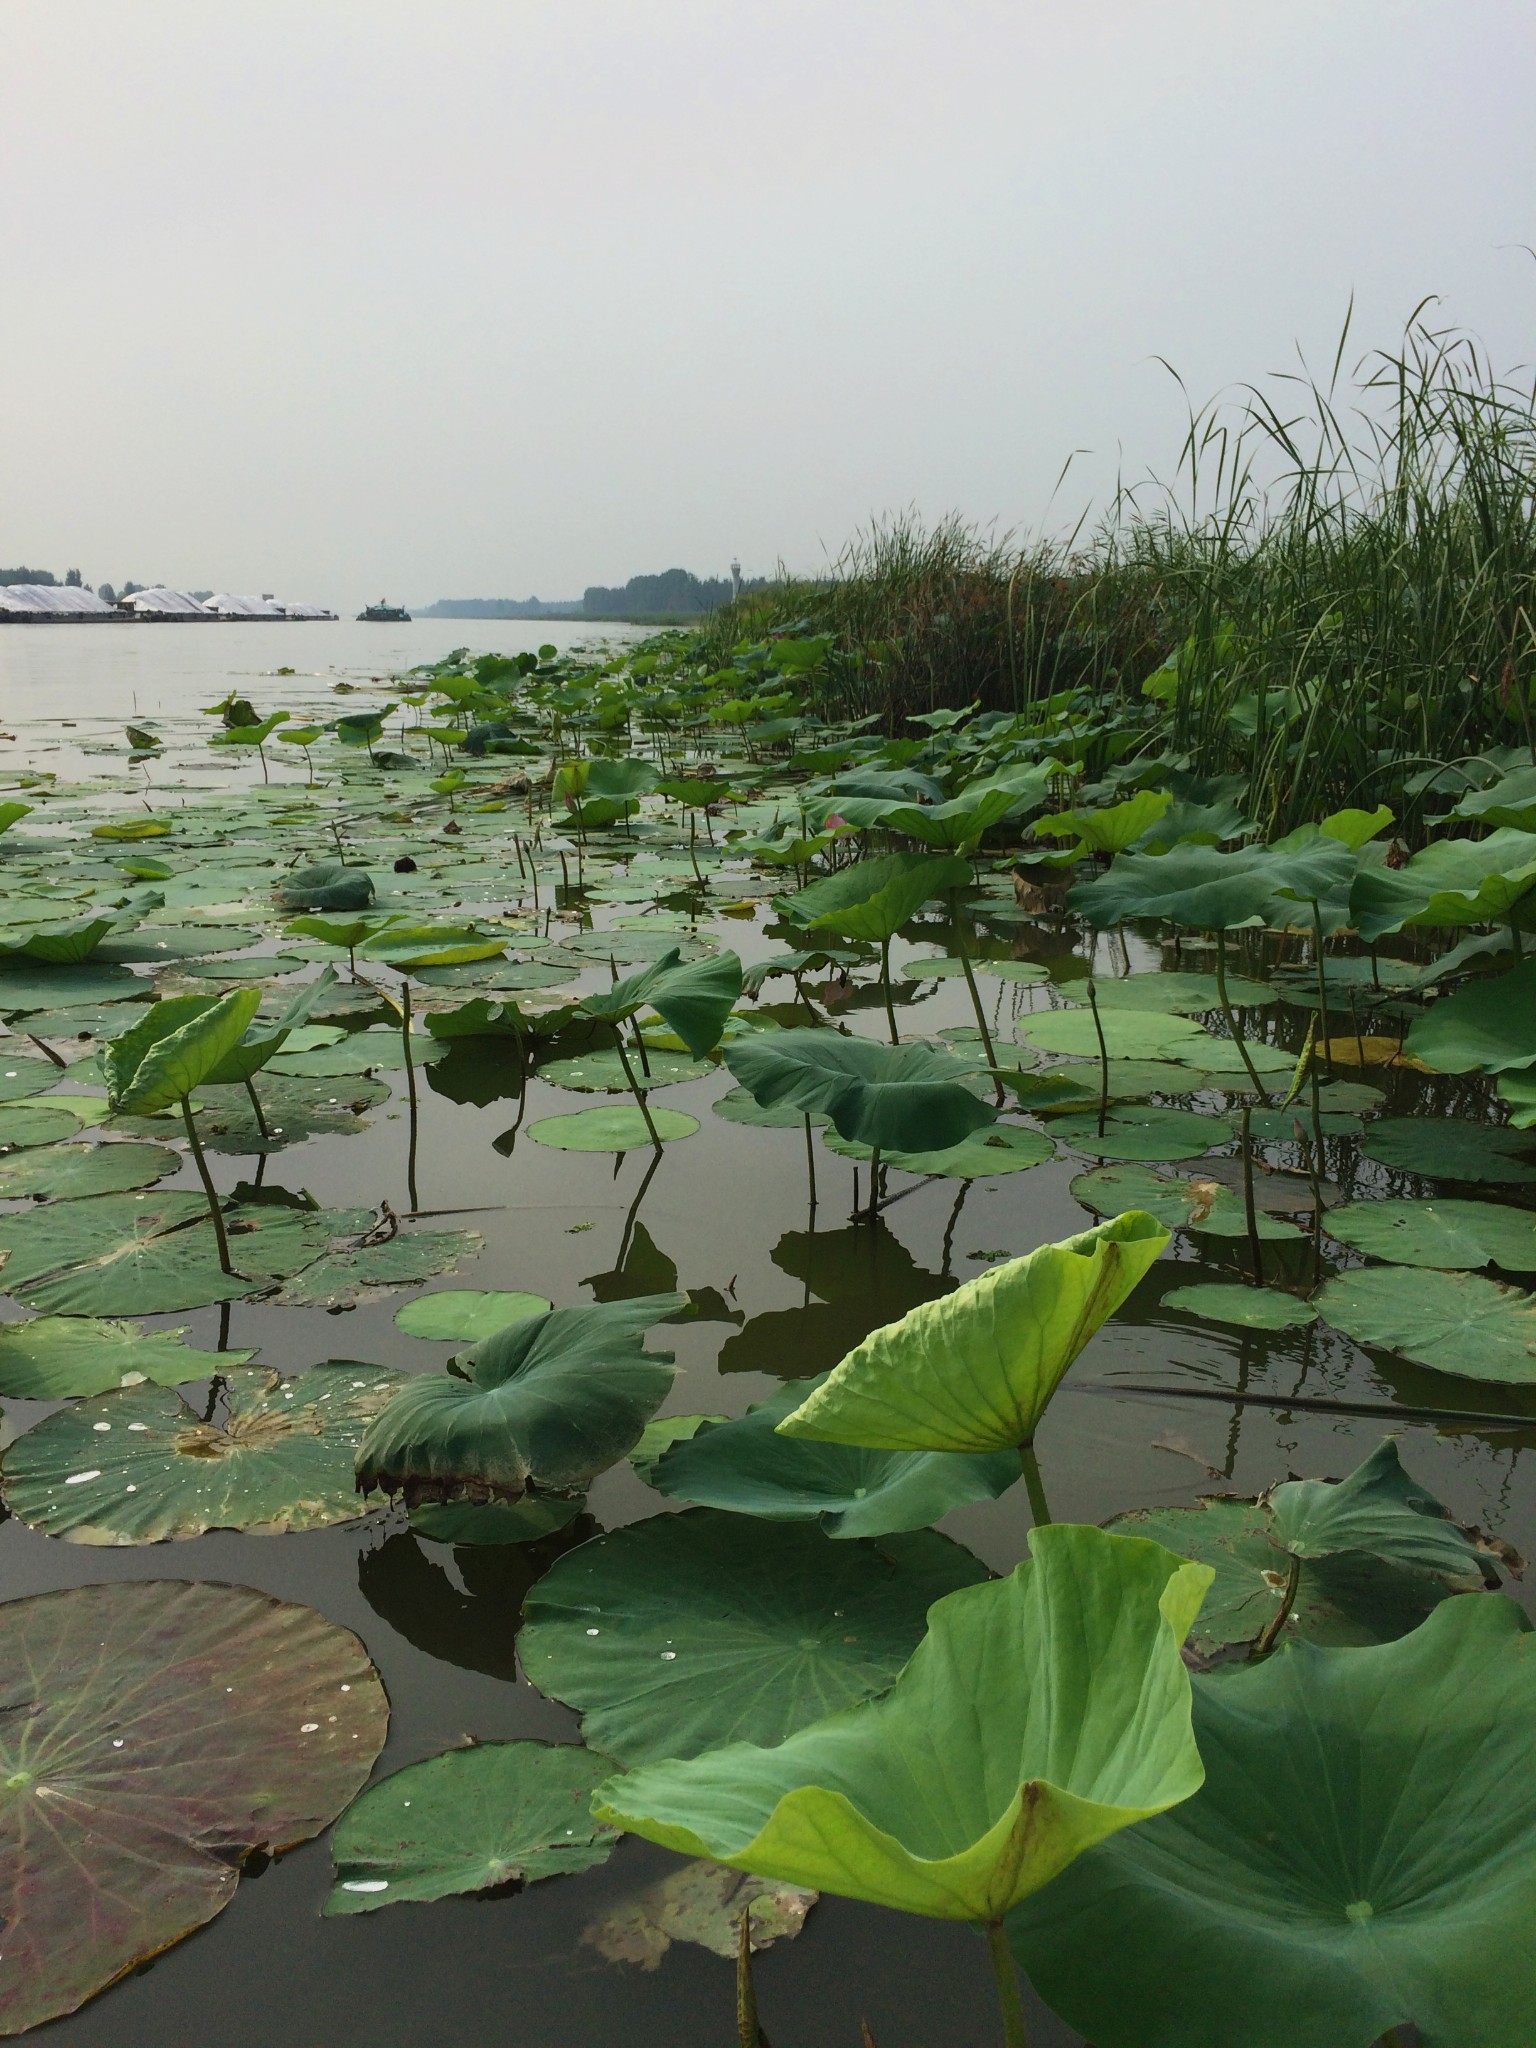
[
  {"x1": 1360, "y1": 1115, "x2": 1536, "y2": 1183},
  {"x1": 1103, "y1": 1495, "x2": 1459, "y2": 1657},
  {"x1": 354, "y1": 1293, "x2": 685, "y2": 1506},
  {"x1": 725, "y1": 1029, "x2": 995, "y2": 1154},
  {"x1": 1022, "y1": 1008, "x2": 1208, "y2": 1059},
  {"x1": 0, "y1": 960, "x2": 142, "y2": 1014},
  {"x1": 283, "y1": 910, "x2": 383, "y2": 949},
  {"x1": 0, "y1": 1139, "x2": 178, "y2": 1201},
  {"x1": 578, "y1": 947, "x2": 742, "y2": 1058},
  {"x1": 394, "y1": 1289, "x2": 551, "y2": 1342},
  {"x1": 648, "y1": 1375, "x2": 1020, "y2": 1535},
  {"x1": 527, "y1": 1104, "x2": 700, "y2": 1150},
  {"x1": 1087, "y1": 969, "x2": 1276, "y2": 1012},
  {"x1": 1043, "y1": 1057, "x2": 1208, "y2": 1101},
  {"x1": 1, "y1": 1363, "x2": 407, "y2": 1542},
  {"x1": 1351, "y1": 828, "x2": 1536, "y2": 942},
  {"x1": 579, "y1": 1857, "x2": 815, "y2": 1967},
  {"x1": 1179, "y1": 1035, "x2": 1293, "y2": 1075},
  {"x1": 324, "y1": 1740, "x2": 617, "y2": 1916},
  {"x1": 1449, "y1": 763, "x2": 1536, "y2": 831},
  {"x1": 409, "y1": 1493, "x2": 585, "y2": 1545},
  {"x1": 0, "y1": 1192, "x2": 331, "y2": 1313},
  {"x1": 712, "y1": 1085, "x2": 830, "y2": 1129},
  {"x1": 1317, "y1": 1265, "x2": 1536, "y2": 1382},
  {"x1": 418, "y1": 959, "x2": 577, "y2": 994},
  {"x1": 195, "y1": 1073, "x2": 390, "y2": 1153},
  {"x1": 275, "y1": 862, "x2": 376, "y2": 911},
  {"x1": 1050, "y1": 1105, "x2": 1233, "y2": 1161},
  {"x1": 1071, "y1": 1163, "x2": 1304, "y2": 1239},
  {"x1": 199, "y1": 966, "x2": 340, "y2": 1085},
  {"x1": 358, "y1": 925, "x2": 507, "y2": 970},
  {"x1": 540, "y1": 1047, "x2": 713, "y2": 1093},
  {"x1": 628, "y1": 1412, "x2": 724, "y2": 1483},
  {"x1": 179, "y1": 953, "x2": 305, "y2": 982},
  {"x1": 1326, "y1": 1197, "x2": 1536, "y2": 1271},
  {"x1": 1405, "y1": 960, "x2": 1536, "y2": 1073},
  {"x1": 520, "y1": 1508, "x2": 988, "y2": 1764},
  {"x1": 595, "y1": 1523, "x2": 1209, "y2": 1925},
  {"x1": 999, "y1": 1067, "x2": 1105, "y2": 1112},
  {"x1": 778, "y1": 852, "x2": 973, "y2": 943},
  {"x1": 1034, "y1": 788, "x2": 1173, "y2": 854},
  {"x1": 0, "y1": 1315, "x2": 256, "y2": 1398},
  {"x1": 268, "y1": 1028, "x2": 449, "y2": 1076},
  {"x1": 900, "y1": 956, "x2": 1049, "y2": 984},
  {"x1": 1163, "y1": 1282, "x2": 1317, "y2": 1328},
  {"x1": 271, "y1": 1227, "x2": 479, "y2": 1309},
  {"x1": 102, "y1": 989, "x2": 263, "y2": 1115},
  {"x1": 0, "y1": 912, "x2": 124, "y2": 965},
  {"x1": 0, "y1": 1053, "x2": 79, "y2": 1101},
  {"x1": 1266, "y1": 1437, "x2": 1490, "y2": 1583},
  {"x1": 564, "y1": 928, "x2": 718, "y2": 963},
  {"x1": 1068, "y1": 841, "x2": 1354, "y2": 934},
  {"x1": 1499, "y1": 1069, "x2": 1536, "y2": 1128},
  {"x1": 1009, "y1": 1595, "x2": 1536, "y2": 2048},
  {"x1": 778, "y1": 1213, "x2": 1168, "y2": 1453},
  {"x1": 0, "y1": 800, "x2": 33, "y2": 833},
  {"x1": 822, "y1": 1122, "x2": 1053, "y2": 1179},
  {"x1": 0, "y1": 1103, "x2": 90, "y2": 1147},
  {"x1": 0, "y1": 1580, "x2": 387, "y2": 2036}
]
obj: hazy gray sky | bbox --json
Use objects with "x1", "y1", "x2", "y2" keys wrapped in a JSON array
[{"x1": 3, "y1": 1, "x2": 1533, "y2": 608}]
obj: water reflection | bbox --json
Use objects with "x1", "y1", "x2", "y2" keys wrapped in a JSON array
[
  {"x1": 583, "y1": 1221, "x2": 743, "y2": 1327},
  {"x1": 357, "y1": 1518, "x2": 595, "y2": 1679},
  {"x1": 719, "y1": 1218, "x2": 955, "y2": 1378}
]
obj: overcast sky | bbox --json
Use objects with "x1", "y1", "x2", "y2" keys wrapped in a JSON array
[{"x1": 3, "y1": 1, "x2": 1533, "y2": 607}]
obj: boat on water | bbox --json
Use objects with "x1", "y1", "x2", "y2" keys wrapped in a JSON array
[{"x1": 357, "y1": 601, "x2": 410, "y2": 622}]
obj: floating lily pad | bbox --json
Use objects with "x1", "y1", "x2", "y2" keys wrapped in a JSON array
[
  {"x1": 565, "y1": 929, "x2": 716, "y2": 964},
  {"x1": 0, "y1": 1102, "x2": 86, "y2": 1149},
  {"x1": 414, "y1": 958, "x2": 580, "y2": 991},
  {"x1": 393, "y1": 1289, "x2": 552, "y2": 1342},
  {"x1": 1089, "y1": 971, "x2": 1277, "y2": 1012},
  {"x1": 0, "y1": 1140, "x2": 179, "y2": 1201},
  {"x1": 101, "y1": 925, "x2": 262, "y2": 963},
  {"x1": 822, "y1": 1123, "x2": 1053, "y2": 1178},
  {"x1": 1162, "y1": 1283, "x2": 1319, "y2": 1329},
  {"x1": 519, "y1": 1508, "x2": 988, "y2": 1764},
  {"x1": 1360, "y1": 1116, "x2": 1536, "y2": 1183},
  {"x1": 1023, "y1": 1009, "x2": 1209, "y2": 1060},
  {"x1": 0, "y1": 1192, "x2": 330, "y2": 1313},
  {"x1": 1010, "y1": 1597, "x2": 1536, "y2": 2048},
  {"x1": 539, "y1": 1048, "x2": 713, "y2": 1093},
  {"x1": 268, "y1": 1030, "x2": 448, "y2": 1076},
  {"x1": 1, "y1": 1362, "x2": 408, "y2": 1542},
  {"x1": 711, "y1": 1086, "x2": 828, "y2": 1129},
  {"x1": 527, "y1": 1105, "x2": 700, "y2": 1150},
  {"x1": 272, "y1": 1229, "x2": 480, "y2": 1309},
  {"x1": 195, "y1": 1074, "x2": 390, "y2": 1153},
  {"x1": 900, "y1": 956, "x2": 1048, "y2": 984},
  {"x1": 0, "y1": 1579, "x2": 387, "y2": 2035},
  {"x1": 325, "y1": 1740, "x2": 616, "y2": 1915},
  {"x1": 1051, "y1": 1105, "x2": 1232, "y2": 1161},
  {"x1": 409, "y1": 1495, "x2": 585, "y2": 1545},
  {"x1": 1317, "y1": 1266, "x2": 1536, "y2": 1382},
  {"x1": 0, "y1": 1054, "x2": 68, "y2": 1102},
  {"x1": 16, "y1": 1002, "x2": 152, "y2": 1043},
  {"x1": 648, "y1": 1377, "x2": 1020, "y2": 1535},
  {"x1": 1180, "y1": 1037, "x2": 1295, "y2": 1076},
  {"x1": 582, "y1": 1860, "x2": 816, "y2": 1968},
  {"x1": 1326, "y1": 1198, "x2": 1536, "y2": 1271},
  {"x1": 0, "y1": 961, "x2": 143, "y2": 1014},
  {"x1": 1070, "y1": 1164, "x2": 1303, "y2": 1239},
  {"x1": 180, "y1": 952, "x2": 306, "y2": 980},
  {"x1": 0, "y1": 1315, "x2": 256, "y2": 1398}
]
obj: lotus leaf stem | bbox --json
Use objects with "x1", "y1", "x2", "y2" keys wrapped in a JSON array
[
  {"x1": 1086, "y1": 977, "x2": 1109, "y2": 1137},
  {"x1": 804, "y1": 1113, "x2": 818, "y2": 1212},
  {"x1": 242, "y1": 1077, "x2": 270, "y2": 1142},
  {"x1": 181, "y1": 1095, "x2": 234, "y2": 1276},
  {"x1": 1255, "y1": 1551, "x2": 1300, "y2": 1655},
  {"x1": 614, "y1": 1037, "x2": 664, "y2": 1151},
  {"x1": 1215, "y1": 930, "x2": 1271, "y2": 1103},
  {"x1": 1019, "y1": 1442, "x2": 1052, "y2": 1528},
  {"x1": 736, "y1": 1913, "x2": 768, "y2": 2047},
  {"x1": 24, "y1": 1033, "x2": 66, "y2": 1070},
  {"x1": 984, "y1": 1918, "x2": 1030, "y2": 2048},
  {"x1": 1311, "y1": 903, "x2": 1330, "y2": 1067},
  {"x1": 1510, "y1": 920, "x2": 1524, "y2": 963},
  {"x1": 1239, "y1": 1104, "x2": 1264, "y2": 1286},
  {"x1": 400, "y1": 979, "x2": 421, "y2": 1211},
  {"x1": 880, "y1": 936, "x2": 900, "y2": 1044}
]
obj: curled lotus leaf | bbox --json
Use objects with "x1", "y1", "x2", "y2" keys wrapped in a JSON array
[
  {"x1": 0, "y1": 1579, "x2": 387, "y2": 2035},
  {"x1": 594, "y1": 1524, "x2": 1210, "y2": 1924},
  {"x1": 725, "y1": 1028, "x2": 995, "y2": 1155}
]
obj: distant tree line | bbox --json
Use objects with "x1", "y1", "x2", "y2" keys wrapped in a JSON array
[{"x1": 424, "y1": 567, "x2": 769, "y2": 623}]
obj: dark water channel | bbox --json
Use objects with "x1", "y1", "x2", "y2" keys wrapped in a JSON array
[{"x1": 0, "y1": 644, "x2": 1530, "y2": 2048}]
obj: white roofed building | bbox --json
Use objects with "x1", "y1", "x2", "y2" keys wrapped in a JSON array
[
  {"x1": 0, "y1": 584, "x2": 119, "y2": 619},
  {"x1": 116, "y1": 588, "x2": 213, "y2": 617},
  {"x1": 203, "y1": 593, "x2": 288, "y2": 617}
]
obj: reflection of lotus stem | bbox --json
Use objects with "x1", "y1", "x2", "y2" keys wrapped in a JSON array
[
  {"x1": 1215, "y1": 930, "x2": 1270, "y2": 1103},
  {"x1": 1255, "y1": 1552, "x2": 1300, "y2": 1654},
  {"x1": 1311, "y1": 904, "x2": 1330, "y2": 1066},
  {"x1": 736, "y1": 1913, "x2": 766, "y2": 2048},
  {"x1": 614, "y1": 1038, "x2": 664, "y2": 1150},
  {"x1": 242, "y1": 1077, "x2": 269, "y2": 1142},
  {"x1": 1512, "y1": 922, "x2": 1525, "y2": 964},
  {"x1": 1086, "y1": 978, "x2": 1109, "y2": 1137},
  {"x1": 1018, "y1": 1441, "x2": 1052, "y2": 1527},
  {"x1": 804, "y1": 1114, "x2": 817, "y2": 1212},
  {"x1": 1239, "y1": 1104, "x2": 1264, "y2": 1286},
  {"x1": 984, "y1": 1918, "x2": 1030, "y2": 2047},
  {"x1": 880, "y1": 937, "x2": 899, "y2": 1044},
  {"x1": 950, "y1": 893, "x2": 1001, "y2": 1091},
  {"x1": 400, "y1": 980, "x2": 420, "y2": 1211},
  {"x1": 181, "y1": 1095, "x2": 234, "y2": 1275}
]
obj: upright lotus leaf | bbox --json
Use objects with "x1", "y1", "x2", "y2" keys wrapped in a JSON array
[
  {"x1": 1351, "y1": 828, "x2": 1536, "y2": 943},
  {"x1": 1069, "y1": 839, "x2": 1355, "y2": 934},
  {"x1": 0, "y1": 1579, "x2": 387, "y2": 2036},
  {"x1": 200, "y1": 965, "x2": 340, "y2": 1085},
  {"x1": 725, "y1": 1029, "x2": 995, "y2": 1154},
  {"x1": 1316, "y1": 802, "x2": 1394, "y2": 850},
  {"x1": 2, "y1": 1363, "x2": 408, "y2": 1543},
  {"x1": 648, "y1": 1375, "x2": 1021, "y2": 1536},
  {"x1": 520, "y1": 1509, "x2": 989, "y2": 1763},
  {"x1": 579, "y1": 946, "x2": 743, "y2": 1058},
  {"x1": 1033, "y1": 788, "x2": 1172, "y2": 855},
  {"x1": 1009, "y1": 1595, "x2": 1536, "y2": 2048},
  {"x1": 102, "y1": 988, "x2": 262, "y2": 1114},
  {"x1": 1405, "y1": 960, "x2": 1536, "y2": 1073},
  {"x1": 325, "y1": 1740, "x2": 618, "y2": 1915},
  {"x1": 284, "y1": 909, "x2": 387, "y2": 951},
  {"x1": 778, "y1": 1213, "x2": 1169, "y2": 1452},
  {"x1": 776, "y1": 852, "x2": 974, "y2": 942},
  {"x1": 1450, "y1": 764, "x2": 1536, "y2": 831},
  {"x1": 275, "y1": 862, "x2": 376, "y2": 912},
  {"x1": 0, "y1": 799, "x2": 33, "y2": 834},
  {"x1": 0, "y1": 912, "x2": 123, "y2": 965},
  {"x1": 838, "y1": 780, "x2": 1031, "y2": 854},
  {"x1": 354, "y1": 1294, "x2": 686, "y2": 1506},
  {"x1": 1265, "y1": 1438, "x2": 1491, "y2": 1587},
  {"x1": 595, "y1": 1523, "x2": 1210, "y2": 1928},
  {"x1": 333, "y1": 703, "x2": 397, "y2": 747}
]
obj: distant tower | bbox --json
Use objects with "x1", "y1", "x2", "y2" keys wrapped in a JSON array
[{"x1": 730, "y1": 557, "x2": 742, "y2": 602}]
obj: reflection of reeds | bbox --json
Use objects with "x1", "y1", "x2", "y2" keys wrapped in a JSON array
[{"x1": 700, "y1": 311, "x2": 1536, "y2": 838}]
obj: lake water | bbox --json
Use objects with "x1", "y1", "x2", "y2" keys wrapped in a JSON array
[{"x1": 0, "y1": 625, "x2": 1529, "y2": 2047}]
